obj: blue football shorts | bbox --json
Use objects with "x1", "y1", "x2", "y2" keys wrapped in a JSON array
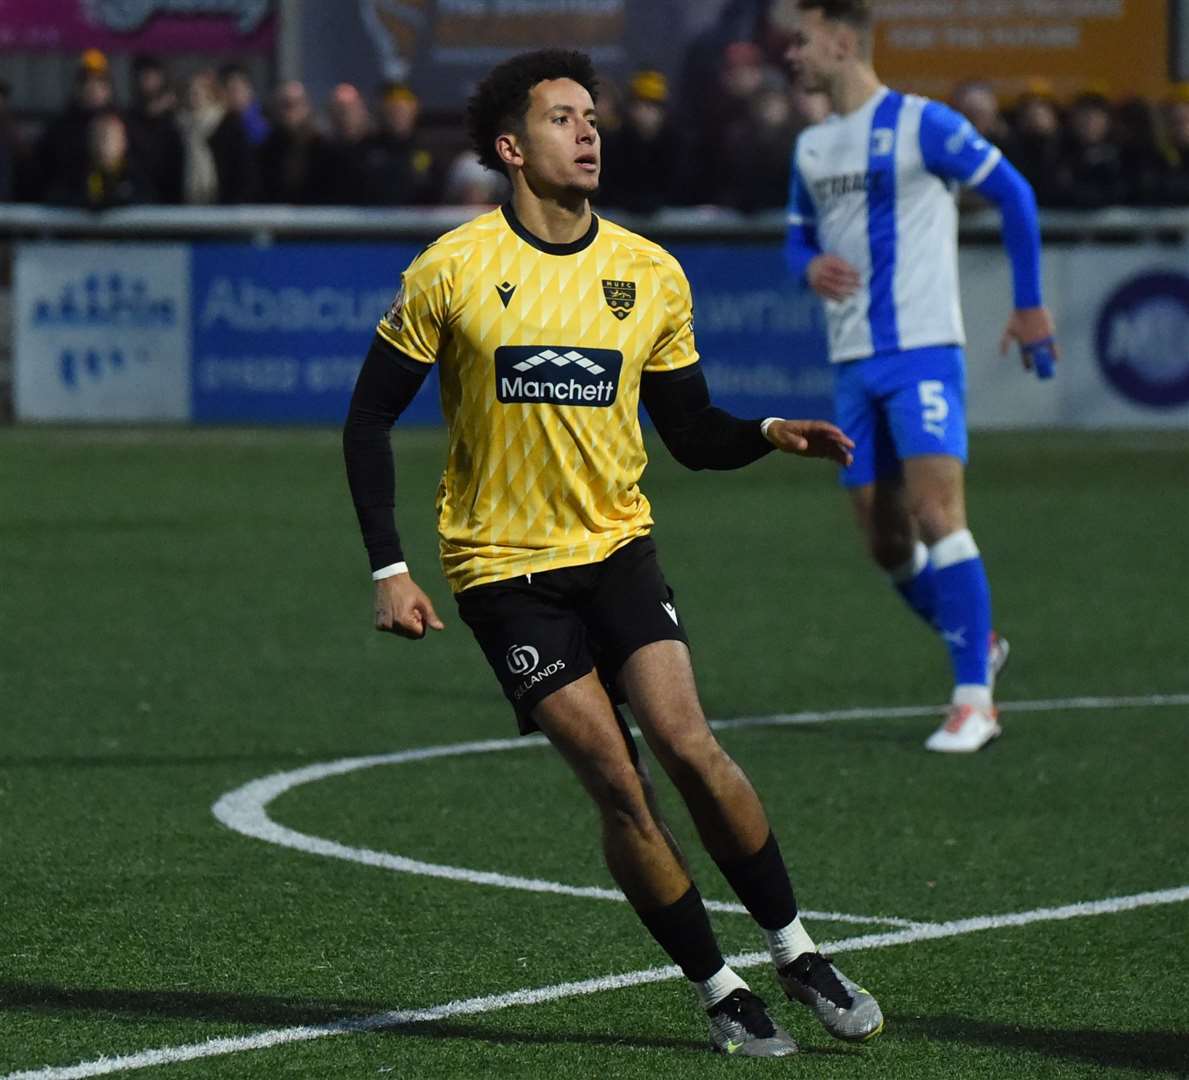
[{"x1": 832, "y1": 344, "x2": 968, "y2": 488}]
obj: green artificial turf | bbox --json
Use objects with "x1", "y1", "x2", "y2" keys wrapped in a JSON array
[{"x1": 1, "y1": 427, "x2": 1187, "y2": 1078}]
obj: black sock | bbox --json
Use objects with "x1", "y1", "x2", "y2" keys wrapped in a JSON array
[
  {"x1": 714, "y1": 831, "x2": 798, "y2": 931},
  {"x1": 637, "y1": 884, "x2": 724, "y2": 982}
]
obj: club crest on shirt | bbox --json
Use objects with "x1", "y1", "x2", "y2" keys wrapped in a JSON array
[
  {"x1": 602, "y1": 279, "x2": 635, "y2": 320},
  {"x1": 383, "y1": 285, "x2": 405, "y2": 332},
  {"x1": 870, "y1": 127, "x2": 895, "y2": 156}
]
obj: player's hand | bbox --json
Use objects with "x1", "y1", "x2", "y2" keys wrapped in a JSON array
[
  {"x1": 1000, "y1": 306, "x2": 1059, "y2": 377},
  {"x1": 765, "y1": 419, "x2": 855, "y2": 467},
  {"x1": 807, "y1": 254, "x2": 862, "y2": 302},
  {"x1": 373, "y1": 574, "x2": 445, "y2": 640}
]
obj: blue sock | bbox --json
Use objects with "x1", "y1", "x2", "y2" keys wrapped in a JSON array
[
  {"x1": 889, "y1": 541, "x2": 939, "y2": 629},
  {"x1": 929, "y1": 529, "x2": 993, "y2": 690}
]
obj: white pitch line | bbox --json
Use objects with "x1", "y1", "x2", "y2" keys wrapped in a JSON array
[
  {"x1": 714, "y1": 692, "x2": 1189, "y2": 732},
  {"x1": 212, "y1": 691, "x2": 1188, "y2": 930},
  {"x1": 211, "y1": 736, "x2": 918, "y2": 929},
  {"x1": 7, "y1": 885, "x2": 1188, "y2": 1080}
]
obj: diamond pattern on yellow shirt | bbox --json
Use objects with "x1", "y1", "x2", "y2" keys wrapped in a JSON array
[{"x1": 376, "y1": 206, "x2": 699, "y2": 593}]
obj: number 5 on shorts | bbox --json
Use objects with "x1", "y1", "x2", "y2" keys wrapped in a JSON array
[{"x1": 919, "y1": 380, "x2": 948, "y2": 436}]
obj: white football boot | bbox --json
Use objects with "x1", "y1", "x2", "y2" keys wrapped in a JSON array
[
  {"x1": 989, "y1": 631, "x2": 1011, "y2": 690},
  {"x1": 925, "y1": 702, "x2": 1001, "y2": 753}
]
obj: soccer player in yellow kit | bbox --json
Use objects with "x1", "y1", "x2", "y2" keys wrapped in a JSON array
[{"x1": 344, "y1": 49, "x2": 882, "y2": 1057}]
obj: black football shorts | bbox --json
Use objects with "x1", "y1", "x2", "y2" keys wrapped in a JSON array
[{"x1": 455, "y1": 536, "x2": 690, "y2": 734}]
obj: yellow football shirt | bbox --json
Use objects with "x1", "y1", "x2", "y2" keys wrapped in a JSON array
[{"x1": 376, "y1": 205, "x2": 698, "y2": 593}]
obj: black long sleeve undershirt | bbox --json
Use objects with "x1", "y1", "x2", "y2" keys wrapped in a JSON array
[
  {"x1": 343, "y1": 344, "x2": 773, "y2": 571},
  {"x1": 342, "y1": 334, "x2": 429, "y2": 571},
  {"x1": 641, "y1": 363, "x2": 774, "y2": 471}
]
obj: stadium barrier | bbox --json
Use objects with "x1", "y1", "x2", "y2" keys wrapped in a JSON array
[{"x1": 2, "y1": 206, "x2": 1187, "y2": 427}]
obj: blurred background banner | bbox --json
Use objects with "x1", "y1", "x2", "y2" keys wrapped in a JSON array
[
  {"x1": 871, "y1": 0, "x2": 1176, "y2": 100},
  {"x1": 670, "y1": 244, "x2": 834, "y2": 421},
  {"x1": 14, "y1": 242, "x2": 191, "y2": 421},
  {"x1": 189, "y1": 242, "x2": 434, "y2": 423},
  {"x1": 964, "y1": 249, "x2": 1189, "y2": 429},
  {"x1": 13, "y1": 238, "x2": 1189, "y2": 428},
  {"x1": 0, "y1": 0, "x2": 276, "y2": 53},
  {"x1": 309, "y1": 0, "x2": 687, "y2": 110}
]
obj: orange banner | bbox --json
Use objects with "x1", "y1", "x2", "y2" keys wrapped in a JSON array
[{"x1": 872, "y1": 0, "x2": 1173, "y2": 102}]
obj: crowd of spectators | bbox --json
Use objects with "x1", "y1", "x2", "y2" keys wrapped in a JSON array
[
  {"x1": 1, "y1": 45, "x2": 1188, "y2": 213},
  {"x1": 0, "y1": 49, "x2": 444, "y2": 210}
]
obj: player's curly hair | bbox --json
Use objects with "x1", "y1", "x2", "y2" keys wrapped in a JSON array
[
  {"x1": 466, "y1": 49, "x2": 600, "y2": 173},
  {"x1": 797, "y1": 0, "x2": 872, "y2": 27}
]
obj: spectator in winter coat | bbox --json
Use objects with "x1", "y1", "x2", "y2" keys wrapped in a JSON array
[
  {"x1": 179, "y1": 69, "x2": 256, "y2": 204},
  {"x1": 36, "y1": 50, "x2": 116, "y2": 202},
  {"x1": 47, "y1": 109, "x2": 156, "y2": 209},
  {"x1": 359, "y1": 83, "x2": 436, "y2": 205},
  {"x1": 258, "y1": 80, "x2": 330, "y2": 205},
  {"x1": 125, "y1": 54, "x2": 184, "y2": 204},
  {"x1": 598, "y1": 70, "x2": 684, "y2": 215}
]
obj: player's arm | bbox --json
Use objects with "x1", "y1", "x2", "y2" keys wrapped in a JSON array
[
  {"x1": 641, "y1": 363, "x2": 853, "y2": 469},
  {"x1": 974, "y1": 160, "x2": 1058, "y2": 375},
  {"x1": 786, "y1": 144, "x2": 860, "y2": 302},
  {"x1": 919, "y1": 101, "x2": 1058, "y2": 377},
  {"x1": 644, "y1": 253, "x2": 852, "y2": 469},
  {"x1": 342, "y1": 333, "x2": 444, "y2": 640}
]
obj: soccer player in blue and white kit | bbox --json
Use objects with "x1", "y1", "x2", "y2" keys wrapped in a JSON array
[{"x1": 782, "y1": 0, "x2": 1059, "y2": 752}]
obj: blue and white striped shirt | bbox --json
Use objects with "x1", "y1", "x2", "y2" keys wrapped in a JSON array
[{"x1": 787, "y1": 87, "x2": 1005, "y2": 364}]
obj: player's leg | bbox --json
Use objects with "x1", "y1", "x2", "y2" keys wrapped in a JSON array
[
  {"x1": 836, "y1": 357, "x2": 941, "y2": 628},
  {"x1": 619, "y1": 640, "x2": 883, "y2": 1043},
  {"x1": 588, "y1": 539, "x2": 881, "y2": 1043},
  {"x1": 902, "y1": 453, "x2": 999, "y2": 749},
  {"x1": 456, "y1": 567, "x2": 794, "y2": 1055},
  {"x1": 849, "y1": 473, "x2": 939, "y2": 629},
  {"x1": 885, "y1": 347, "x2": 1001, "y2": 752},
  {"x1": 531, "y1": 673, "x2": 798, "y2": 1057}
]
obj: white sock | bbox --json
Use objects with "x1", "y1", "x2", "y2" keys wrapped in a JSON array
[
  {"x1": 693, "y1": 964, "x2": 749, "y2": 1010},
  {"x1": 765, "y1": 915, "x2": 817, "y2": 969},
  {"x1": 889, "y1": 540, "x2": 930, "y2": 584},
  {"x1": 952, "y1": 683, "x2": 993, "y2": 710}
]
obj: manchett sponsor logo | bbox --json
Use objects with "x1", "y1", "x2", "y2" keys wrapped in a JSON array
[
  {"x1": 1095, "y1": 272, "x2": 1189, "y2": 408},
  {"x1": 85, "y1": 0, "x2": 272, "y2": 32},
  {"x1": 495, "y1": 346, "x2": 622, "y2": 407}
]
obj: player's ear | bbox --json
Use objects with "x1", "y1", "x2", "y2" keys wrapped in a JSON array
[
  {"x1": 496, "y1": 132, "x2": 523, "y2": 169},
  {"x1": 835, "y1": 25, "x2": 851, "y2": 60}
]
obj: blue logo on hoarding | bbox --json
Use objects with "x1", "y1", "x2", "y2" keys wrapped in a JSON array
[
  {"x1": 58, "y1": 347, "x2": 146, "y2": 388},
  {"x1": 33, "y1": 272, "x2": 176, "y2": 329},
  {"x1": 1095, "y1": 272, "x2": 1189, "y2": 408},
  {"x1": 30, "y1": 272, "x2": 174, "y2": 391}
]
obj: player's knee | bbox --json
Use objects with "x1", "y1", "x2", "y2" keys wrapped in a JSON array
[
  {"x1": 909, "y1": 495, "x2": 964, "y2": 543},
  {"x1": 589, "y1": 763, "x2": 651, "y2": 830},
  {"x1": 653, "y1": 727, "x2": 725, "y2": 787},
  {"x1": 869, "y1": 533, "x2": 914, "y2": 571}
]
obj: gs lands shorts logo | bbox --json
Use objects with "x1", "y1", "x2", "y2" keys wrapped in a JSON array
[
  {"x1": 506, "y1": 643, "x2": 566, "y2": 702},
  {"x1": 1095, "y1": 272, "x2": 1189, "y2": 408},
  {"x1": 505, "y1": 645, "x2": 539, "y2": 676}
]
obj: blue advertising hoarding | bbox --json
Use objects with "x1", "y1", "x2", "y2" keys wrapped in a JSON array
[
  {"x1": 18, "y1": 239, "x2": 1189, "y2": 430},
  {"x1": 190, "y1": 242, "x2": 442, "y2": 424},
  {"x1": 188, "y1": 240, "x2": 833, "y2": 426},
  {"x1": 671, "y1": 244, "x2": 833, "y2": 421},
  {"x1": 16, "y1": 239, "x2": 834, "y2": 425}
]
